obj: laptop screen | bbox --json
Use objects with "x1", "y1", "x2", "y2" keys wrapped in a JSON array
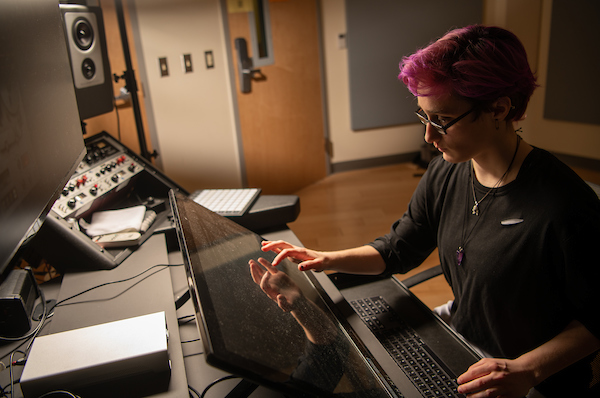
[{"x1": 169, "y1": 191, "x2": 393, "y2": 397}]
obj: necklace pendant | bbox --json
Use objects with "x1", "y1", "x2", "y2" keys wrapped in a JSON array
[
  {"x1": 471, "y1": 202, "x2": 479, "y2": 216},
  {"x1": 456, "y1": 247, "x2": 464, "y2": 266}
]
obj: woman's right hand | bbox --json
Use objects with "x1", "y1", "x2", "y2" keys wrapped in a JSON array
[
  {"x1": 261, "y1": 240, "x2": 330, "y2": 272},
  {"x1": 260, "y1": 240, "x2": 386, "y2": 276}
]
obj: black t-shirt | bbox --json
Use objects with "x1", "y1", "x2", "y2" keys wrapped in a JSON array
[{"x1": 369, "y1": 148, "x2": 600, "y2": 395}]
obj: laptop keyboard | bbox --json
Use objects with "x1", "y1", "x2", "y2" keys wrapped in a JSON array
[{"x1": 350, "y1": 296, "x2": 464, "y2": 398}]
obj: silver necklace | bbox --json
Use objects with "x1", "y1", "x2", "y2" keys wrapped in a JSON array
[
  {"x1": 470, "y1": 136, "x2": 520, "y2": 216},
  {"x1": 457, "y1": 135, "x2": 521, "y2": 266}
]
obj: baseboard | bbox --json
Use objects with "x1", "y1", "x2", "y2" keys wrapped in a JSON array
[
  {"x1": 331, "y1": 152, "x2": 419, "y2": 174},
  {"x1": 330, "y1": 151, "x2": 600, "y2": 175}
]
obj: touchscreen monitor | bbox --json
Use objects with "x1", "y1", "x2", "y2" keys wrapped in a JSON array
[{"x1": 170, "y1": 191, "x2": 393, "y2": 397}]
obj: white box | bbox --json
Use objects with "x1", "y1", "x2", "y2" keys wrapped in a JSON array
[{"x1": 21, "y1": 312, "x2": 171, "y2": 398}]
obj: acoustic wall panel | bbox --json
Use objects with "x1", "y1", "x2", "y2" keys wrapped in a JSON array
[
  {"x1": 346, "y1": 0, "x2": 481, "y2": 131},
  {"x1": 544, "y1": 0, "x2": 600, "y2": 125}
]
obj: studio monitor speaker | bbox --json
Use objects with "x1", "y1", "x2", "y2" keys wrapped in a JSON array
[{"x1": 60, "y1": 4, "x2": 113, "y2": 120}]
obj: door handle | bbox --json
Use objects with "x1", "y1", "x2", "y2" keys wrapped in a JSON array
[{"x1": 234, "y1": 38, "x2": 262, "y2": 93}]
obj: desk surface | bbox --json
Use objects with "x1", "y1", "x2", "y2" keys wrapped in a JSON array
[{"x1": 1, "y1": 228, "x2": 297, "y2": 398}]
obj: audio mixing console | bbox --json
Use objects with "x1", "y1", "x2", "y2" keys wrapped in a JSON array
[
  {"x1": 30, "y1": 132, "x2": 187, "y2": 271},
  {"x1": 51, "y1": 139, "x2": 144, "y2": 219}
]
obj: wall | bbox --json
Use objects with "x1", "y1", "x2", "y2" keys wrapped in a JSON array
[
  {"x1": 322, "y1": 0, "x2": 600, "y2": 168},
  {"x1": 129, "y1": 0, "x2": 599, "y2": 194},
  {"x1": 520, "y1": 0, "x2": 600, "y2": 161},
  {"x1": 130, "y1": 0, "x2": 242, "y2": 192},
  {"x1": 320, "y1": 0, "x2": 426, "y2": 166}
]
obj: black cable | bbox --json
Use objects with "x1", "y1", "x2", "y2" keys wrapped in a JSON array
[
  {"x1": 37, "y1": 390, "x2": 81, "y2": 398},
  {"x1": 200, "y1": 375, "x2": 239, "y2": 398},
  {"x1": 181, "y1": 338, "x2": 200, "y2": 344},
  {"x1": 9, "y1": 350, "x2": 25, "y2": 398},
  {"x1": 49, "y1": 263, "x2": 183, "y2": 314},
  {"x1": 188, "y1": 385, "x2": 201, "y2": 398},
  {"x1": 0, "y1": 312, "x2": 52, "y2": 365},
  {"x1": 178, "y1": 316, "x2": 196, "y2": 326}
]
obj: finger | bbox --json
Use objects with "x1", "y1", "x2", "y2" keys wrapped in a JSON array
[
  {"x1": 457, "y1": 359, "x2": 493, "y2": 384},
  {"x1": 272, "y1": 248, "x2": 311, "y2": 266},
  {"x1": 297, "y1": 258, "x2": 324, "y2": 272},
  {"x1": 261, "y1": 240, "x2": 292, "y2": 253},
  {"x1": 457, "y1": 379, "x2": 501, "y2": 398},
  {"x1": 277, "y1": 294, "x2": 292, "y2": 312},
  {"x1": 257, "y1": 257, "x2": 278, "y2": 275},
  {"x1": 259, "y1": 272, "x2": 278, "y2": 300},
  {"x1": 457, "y1": 369, "x2": 499, "y2": 396},
  {"x1": 249, "y1": 259, "x2": 265, "y2": 284}
]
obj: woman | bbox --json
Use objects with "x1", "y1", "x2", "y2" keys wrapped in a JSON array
[{"x1": 255, "y1": 25, "x2": 600, "y2": 397}]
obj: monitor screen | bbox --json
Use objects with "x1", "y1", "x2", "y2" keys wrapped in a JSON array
[
  {"x1": 170, "y1": 191, "x2": 393, "y2": 397},
  {"x1": 0, "y1": 0, "x2": 86, "y2": 276}
]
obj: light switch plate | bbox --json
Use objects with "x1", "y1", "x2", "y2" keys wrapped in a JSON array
[
  {"x1": 205, "y1": 51, "x2": 214, "y2": 69},
  {"x1": 159, "y1": 57, "x2": 168, "y2": 77},
  {"x1": 182, "y1": 54, "x2": 193, "y2": 73}
]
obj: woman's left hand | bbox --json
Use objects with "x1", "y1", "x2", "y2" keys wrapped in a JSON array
[{"x1": 457, "y1": 357, "x2": 536, "y2": 398}]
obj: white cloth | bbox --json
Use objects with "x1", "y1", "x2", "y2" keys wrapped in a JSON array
[{"x1": 83, "y1": 205, "x2": 146, "y2": 237}]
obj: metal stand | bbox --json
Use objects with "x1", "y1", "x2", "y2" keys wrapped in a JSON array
[{"x1": 114, "y1": 0, "x2": 156, "y2": 161}]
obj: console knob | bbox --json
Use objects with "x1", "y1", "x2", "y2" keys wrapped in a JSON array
[
  {"x1": 111, "y1": 175, "x2": 119, "y2": 183},
  {"x1": 67, "y1": 199, "x2": 76, "y2": 209}
]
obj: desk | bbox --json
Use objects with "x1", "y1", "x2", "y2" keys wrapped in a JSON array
[{"x1": 2, "y1": 224, "x2": 475, "y2": 398}]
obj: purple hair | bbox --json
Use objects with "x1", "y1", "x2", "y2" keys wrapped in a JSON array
[{"x1": 399, "y1": 25, "x2": 538, "y2": 121}]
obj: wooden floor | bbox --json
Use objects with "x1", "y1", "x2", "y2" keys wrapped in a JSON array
[{"x1": 287, "y1": 161, "x2": 600, "y2": 310}]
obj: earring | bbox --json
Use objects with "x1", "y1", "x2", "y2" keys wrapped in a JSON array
[{"x1": 495, "y1": 119, "x2": 500, "y2": 130}]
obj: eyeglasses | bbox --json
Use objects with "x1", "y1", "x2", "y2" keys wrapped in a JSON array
[{"x1": 415, "y1": 106, "x2": 476, "y2": 135}]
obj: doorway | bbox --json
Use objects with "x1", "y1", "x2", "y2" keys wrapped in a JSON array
[{"x1": 224, "y1": 0, "x2": 328, "y2": 194}]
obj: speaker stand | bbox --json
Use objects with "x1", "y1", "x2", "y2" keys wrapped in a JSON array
[{"x1": 114, "y1": 0, "x2": 157, "y2": 162}]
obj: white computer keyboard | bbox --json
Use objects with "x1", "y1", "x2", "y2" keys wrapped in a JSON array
[{"x1": 190, "y1": 188, "x2": 261, "y2": 216}]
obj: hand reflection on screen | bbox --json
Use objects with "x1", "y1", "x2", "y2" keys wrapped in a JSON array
[
  {"x1": 249, "y1": 257, "x2": 350, "y2": 394},
  {"x1": 248, "y1": 257, "x2": 388, "y2": 397},
  {"x1": 249, "y1": 257, "x2": 338, "y2": 345}
]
